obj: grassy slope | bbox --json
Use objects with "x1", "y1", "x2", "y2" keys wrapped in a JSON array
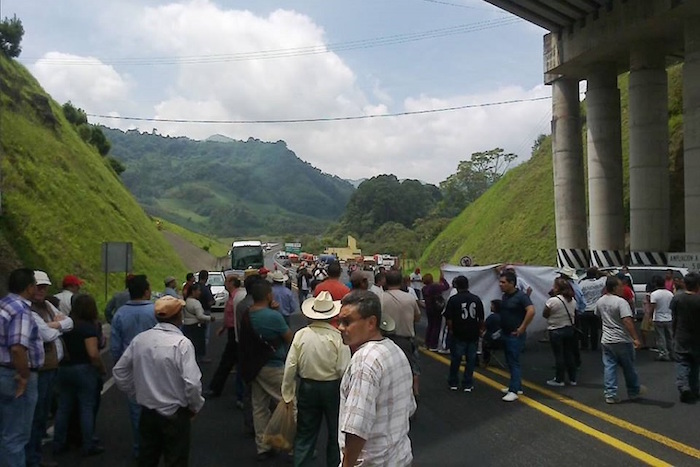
[
  {"x1": 156, "y1": 218, "x2": 230, "y2": 258},
  {"x1": 420, "y1": 66, "x2": 683, "y2": 268},
  {"x1": 0, "y1": 55, "x2": 186, "y2": 307}
]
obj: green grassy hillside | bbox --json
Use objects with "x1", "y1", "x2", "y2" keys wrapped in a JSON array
[
  {"x1": 420, "y1": 65, "x2": 684, "y2": 268},
  {"x1": 0, "y1": 54, "x2": 186, "y2": 306}
]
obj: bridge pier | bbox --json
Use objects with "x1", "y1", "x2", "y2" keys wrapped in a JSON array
[
  {"x1": 628, "y1": 46, "x2": 670, "y2": 266},
  {"x1": 586, "y1": 65, "x2": 625, "y2": 268},
  {"x1": 685, "y1": 18, "x2": 700, "y2": 251},
  {"x1": 552, "y1": 78, "x2": 588, "y2": 269}
]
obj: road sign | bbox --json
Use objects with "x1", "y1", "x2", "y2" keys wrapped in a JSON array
[
  {"x1": 459, "y1": 255, "x2": 473, "y2": 267},
  {"x1": 285, "y1": 242, "x2": 302, "y2": 254},
  {"x1": 668, "y1": 252, "x2": 700, "y2": 271}
]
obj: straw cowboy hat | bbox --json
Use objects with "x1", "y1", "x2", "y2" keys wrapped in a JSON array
[
  {"x1": 559, "y1": 266, "x2": 579, "y2": 280},
  {"x1": 270, "y1": 270, "x2": 289, "y2": 283},
  {"x1": 301, "y1": 291, "x2": 341, "y2": 320}
]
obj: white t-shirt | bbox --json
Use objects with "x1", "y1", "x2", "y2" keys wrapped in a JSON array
[
  {"x1": 650, "y1": 288, "x2": 674, "y2": 322},
  {"x1": 545, "y1": 295, "x2": 575, "y2": 330},
  {"x1": 595, "y1": 294, "x2": 634, "y2": 344},
  {"x1": 409, "y1": 273, "x2": 422, "y2": 288}
]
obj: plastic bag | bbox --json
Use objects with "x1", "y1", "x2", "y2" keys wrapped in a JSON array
[{"x1": 263, "y1": 400, "x2": 296, "y2": 452}]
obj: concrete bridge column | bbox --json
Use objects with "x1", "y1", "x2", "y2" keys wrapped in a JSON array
[
  {"x1": 685, "y1": 18, "x2": 700, "y2": 252},
  {"x1": 552, "y1": 78, "x2": 588, "y2": 269},
  {"x1": 586, "y1": 64, "x2": 626, "y2": 267},
  {"x1": 628, "y1": 46, "x2": 670, "y2": 265}
]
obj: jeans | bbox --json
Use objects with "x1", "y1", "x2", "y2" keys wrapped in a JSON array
[
  {"x1": 53, "y1": 364, "x2": 100, "y2": 455},
  {"x1": 549, "y1": 327, "x2": 577, "y2": 383},
  {"x1": 128, "y1": 398, "x2": 142, "y2": 456},
  {"x1": 295, "y1": 379, "x2": 341, "y2": 467},
  {"x1": 654, "y1": 321, "x2": 674, "y2": 360},
  {"x1": 676, "y1": 352, "x2": 700, "y2": 396},
  {"x1": 0, "y1": 368, "x2": 38, "y2": 467},
  {"x1": 26, "y1": 369, "x2": 57, "y2": 466},
  {"x1": 602, "y1": 342, "x2": 641, "y2": 398},
  {"x1": 448, "y1": 339, "x2": 478, "y2": 388},
  {"x1": 503, "y1": 333, "x2": 526, "y2": 393}
]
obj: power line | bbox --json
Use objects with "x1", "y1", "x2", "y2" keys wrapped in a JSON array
[
  {"x1": 23, "y1": 17, "x2": 522, "y2": 66},
  {"x1": 87, "y1": 96, "x2": 551, "y2": 125},
  {"x1": 419, "y1": 0, "x2": 503, "y2": 11}
]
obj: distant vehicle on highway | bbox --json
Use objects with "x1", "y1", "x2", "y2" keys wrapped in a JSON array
[{"x1": 231, "y1": 240, "x2": 264, "y2": 270}]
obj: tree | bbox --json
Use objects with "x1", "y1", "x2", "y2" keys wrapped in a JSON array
[
  {"x1": 89, "y1": 126, "x2": 111, "y2": 156},
  {"x1": 62, "y1": 102, "x2": 88, "y2": 126},
  {"x1": 0, "y1": 15, "x2": 24, "y2": 58},
  {"x1": 106, "y1": 157, "x2": 126, "y2": 175},
  {"x1": 436, "y1": 148, "x2": 517, "y2": 217}
]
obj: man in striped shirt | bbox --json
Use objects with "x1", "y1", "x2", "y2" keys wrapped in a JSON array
[
  {"x1": 0, "y1": 268, "x2": 45, "y2": 467},
  {"x1": 337, "y1": 290, "x2": 415, "y2": 467}
]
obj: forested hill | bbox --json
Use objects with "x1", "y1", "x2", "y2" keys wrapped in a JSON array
[
  {"x1": 102, "y1": 128, "x2": 355, "y2": 236},
  {"x1": 0, "y1": 54, "x2": 186, "y2": 301}
]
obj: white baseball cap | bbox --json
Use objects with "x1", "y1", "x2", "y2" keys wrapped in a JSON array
[{"x1": 34, "y1": 270, "x2": 52, "y2": 286}]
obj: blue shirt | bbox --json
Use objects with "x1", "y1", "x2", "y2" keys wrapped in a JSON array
[
  {"x1": 110, "y1": 300, "x2": 157, "y2": 361},
  {"x1": 0, "y1": 294, "x2": 44, "y2": 369},
  {"x1": 569, "y1": 279, "x2": 586, "y2": 313},
  {"x1": 249, "y1": 307, "x2": 289, "y2": 367},
  {"x1": 500, "y1": 290, "x2": 533, "y2": 335},
  {"x1": 271, "y1": 284, "x2": 298, "y2": 318}
]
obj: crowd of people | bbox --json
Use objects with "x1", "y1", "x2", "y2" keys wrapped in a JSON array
[{"x1": 1, "y1": 261, "x2": 699, "y2": 467}]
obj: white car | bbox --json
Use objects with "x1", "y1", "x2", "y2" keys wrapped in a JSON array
[
  {"x1": 194, "y1": 271, "x2": 228, "y2": 311},
  {"x1": 601, "y1": 266, "x2": 688, "y2": 318}
]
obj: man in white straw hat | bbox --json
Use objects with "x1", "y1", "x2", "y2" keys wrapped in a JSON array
[
  {"x1": 281, "y1": 291, "x2": 350, "y2": 467},
  {"x1": 270, "y1": 270, "x2": 298, "y2": 325}
]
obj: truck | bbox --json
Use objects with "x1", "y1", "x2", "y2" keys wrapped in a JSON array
[{"x1": 230, "y1": 240, "x2": 264, "y2": 271}]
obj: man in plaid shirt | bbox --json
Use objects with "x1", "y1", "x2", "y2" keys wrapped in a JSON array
[
  {"x1": 0, "y1": 268, "x2": 45, "y2": 467},
  {"x1": 337, "y1": 290, "x2": 415, "y2": 467}
]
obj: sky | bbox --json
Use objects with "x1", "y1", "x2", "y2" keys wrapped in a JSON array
[{"x1": 5, "y1": 0, "x2": 552, "y2": 184}]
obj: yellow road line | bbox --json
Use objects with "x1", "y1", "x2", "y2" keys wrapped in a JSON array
[
  {"x1": 483, "y1": 366, "x2": 700, "y2": 460},
  {"x1": 421, "y1": 350, "x2": 673, "y2": 467}
]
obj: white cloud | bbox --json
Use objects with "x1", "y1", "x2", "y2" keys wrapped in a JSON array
[
  {"x1": 31, "y1": 52, "x2": 131, "y2": 114},
  {"x1": 28, "y1": 0, "x2": 552, "y2": 184}
]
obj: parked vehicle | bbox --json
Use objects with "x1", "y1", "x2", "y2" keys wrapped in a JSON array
[
  {"x1": 601, "y1": 266, "x2": 688, "y2": 318},
  {"x1": 195, "y1": 271, "x2": 228, "y2": 311}
]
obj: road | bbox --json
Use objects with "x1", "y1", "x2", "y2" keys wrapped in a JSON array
[
  {"x1": 44, "y1": 251, "x2": 700, "y2": 466},
  {"x1": 45, "y1": 299, "x2": 700, "y2": 467}
]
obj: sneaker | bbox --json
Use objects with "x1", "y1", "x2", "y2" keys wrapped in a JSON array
[
  {"x1": 502, "y1": 391, "x2": 519, "y2": 402},
  {"x1": 449, "y1": 386, "x2": 458, "y2": 391},
  {"x1": 463, "y1": 387, "x2": 473, "y2": 393},
  {"x1": 546, "y1": 379, "x2": 565, "y2": 387},
  {"x1": 605, "y1": 396, "x2": 621, "y2": 404},
  {"x1": 569, "y1": 381, "x2": 577, "y2": 386},
  {"x1": 500, "y1": 387, "x2": 524, "y2": 395}
]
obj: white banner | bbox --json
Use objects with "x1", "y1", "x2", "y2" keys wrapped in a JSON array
[{"x1": 441, "y1": 264, "x2": 561, "y2": 338}]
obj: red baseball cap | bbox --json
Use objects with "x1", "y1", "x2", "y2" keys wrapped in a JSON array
[
  {"x1": 258, "y1": 267, "x2": 270, "y2": 275},
  {"x1": 62, "y1": 275, "x2": 84, "y2": 288}
]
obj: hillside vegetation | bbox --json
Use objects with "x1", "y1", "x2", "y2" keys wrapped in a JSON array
[
  {"x1": 0, "y1": 54, "x2": 186, "y2": 304},
  {"x1": 102, "y1": 129, "x2": 355, "y2": 237},
  {"x1": 421, "y1": 65, "x2": 684, "y2": 268}
]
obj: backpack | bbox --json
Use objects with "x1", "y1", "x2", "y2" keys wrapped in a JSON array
[{"x1": 238, "y1": 310, "x2": 278, "y2": 383}]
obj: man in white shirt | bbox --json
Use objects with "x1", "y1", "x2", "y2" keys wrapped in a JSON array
[
  {"x1": 649, "y1": 275, "x2": 675, "y2": 361},
  {"x1": 281, "y1": 291, "x2": 350, "y2": 467},
  {"x1": 409, "y1": 268, "x2": 423, "y2": 299},
  {"x1": 595, "y1": 276, "x2": 645, "y2": 404},
  {"x1": 337, "y1": 290, "x2": 415, "y2": 467},
  {"x1": 578, "y1": 267, "x2": 607, "y2": 350},
  {"x1": 113, "y1": 296, "x2": 205, "y2": 466},
  {"x1": 53, "y1": 274, "x2": 83, "y2": 315},
  {"x1": 369, "y1": 272, "x2": 386, "y2": 300}
]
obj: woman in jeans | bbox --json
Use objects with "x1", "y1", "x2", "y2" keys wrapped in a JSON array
[
  {"x1": 542, "y1": 278, "x2": 578, "y2": 386},
  {"x1": 184, "y1": 283, "x2": 215, "y2": 362},
  {"x1": 53, "y1": 294, "x2": 106, "y2": 457}
]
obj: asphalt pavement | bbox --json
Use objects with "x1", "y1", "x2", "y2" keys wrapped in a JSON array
[
  {"x1": 44, "y1": 305, "x2": 700, "y2": 467},
  {"x1": 44, "y1": 249, "x2": 700, "y2": 466}
]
